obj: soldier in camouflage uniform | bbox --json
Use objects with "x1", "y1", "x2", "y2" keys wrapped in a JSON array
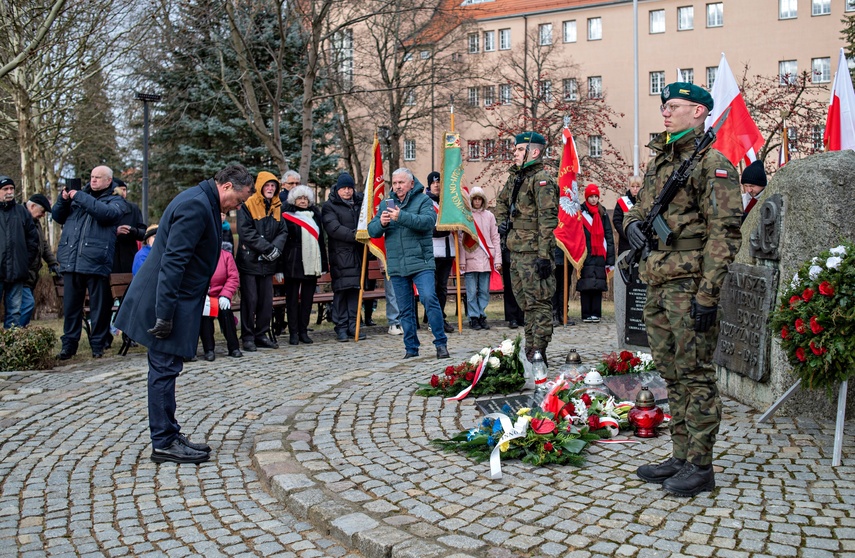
[
  {"x1": 494, "y1": 132, "x2": 559, "y2": 364},
  {"x1": 624, "y1": 82, "x2": 742, "y2": 497}
]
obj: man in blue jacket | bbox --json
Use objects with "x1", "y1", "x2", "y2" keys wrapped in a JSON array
[
  {"x1": 52, "y1": 166, "x2": 125, "y2": 358},
  {"x1": 115, "y1": 164, "x2": 254, "y2": 464},
  {"x1": 368, "y1": 168, "x2": 450, "y2": 360}
]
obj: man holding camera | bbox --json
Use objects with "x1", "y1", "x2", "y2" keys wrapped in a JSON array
[
  {"x1": 493, "y1": 132, "x2": 559, "y2": 365},
  {"x1": 51, "y1": 166, "x2": 125, "y2": 358}
]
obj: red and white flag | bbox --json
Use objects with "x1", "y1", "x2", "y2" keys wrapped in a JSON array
[
  {"x1": 824, "y1": 48, "x2": 855, "y2": 151},
  {"x1": 554, "y1": 127, "x2": 586, "y2": 271},
  {"x1": 356, "y1": 136, "x2": 387, "y2": 266},
  {"x1": 704, "y1": 53, "x2": 764, "y2": 166}
]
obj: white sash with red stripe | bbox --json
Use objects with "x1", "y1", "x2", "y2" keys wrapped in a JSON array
[
  {"x1": 616, "y1": 196, "x2": 633, "y2": 213},
  {"x1": 282, "y1": 211, "x2": 319, "y2": 240}
]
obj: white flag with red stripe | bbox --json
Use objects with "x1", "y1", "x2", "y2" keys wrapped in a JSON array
[
  {"x1": 704, "y1": 53, "x2": 764, "y2": 166},
  {"x1": 824, "y1": 48, "x2": 855, "y2": 151}
]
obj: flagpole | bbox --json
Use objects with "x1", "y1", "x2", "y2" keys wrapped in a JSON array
[
  {"x1": 562, "y1": 255, "x2": 568, "y2": 326},
  {"x1": 355, "y1": 244, "x2": 368, "y2": 342}
]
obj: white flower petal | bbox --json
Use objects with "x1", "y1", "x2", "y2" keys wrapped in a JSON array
[
  {"x1": 809, "y1": 265, "x2": 823, "y2": 280},
  {"x1": 826, "y1": 256, "x2": 842, "y2": 270}
]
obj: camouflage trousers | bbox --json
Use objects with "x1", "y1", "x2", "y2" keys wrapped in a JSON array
[
  {"x1": 509, "y1": 252, "x2": 556, "y2": 351},
  {"x1": 644, "y1": 279, "x2": 721, "y2": 467}
]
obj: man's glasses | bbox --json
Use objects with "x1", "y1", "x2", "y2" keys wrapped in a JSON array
[{"x1": 660, "y1": 102, "x2": 700, "y2": 114}]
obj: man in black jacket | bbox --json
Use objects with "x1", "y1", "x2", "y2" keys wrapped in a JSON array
[
  {"x1": 111, "y1": 179, "x2": 147, "y2": 273},
  {"x1": 0, "y1": 176, "x2": 39, "y2": 328},
  {"x1": 51, "y1": 166, "x2": 125, "y2": 359},
  {"x1": 115, "y1": 164, "x2": 254, "y2": 464},
  {"x1": 17, "y1": 194, "x2": 59, "y2": 327}
]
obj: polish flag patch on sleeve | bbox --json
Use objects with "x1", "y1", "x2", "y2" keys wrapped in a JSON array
[
  {"x1": 715, "y1": 169, "x2": 729, "y2": 178},
  {"x1": 539, "y1": 180, "x2": 548, "y2": 186}
]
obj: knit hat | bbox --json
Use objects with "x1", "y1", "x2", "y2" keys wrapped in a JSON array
[
  {"x1": 584, "y1": 184, "x2": 601, "y2": 199},
  {"x1": 143, "y1": 224, "x2": 158, "y2": 241},
  {"x1": 29, "y1": 193, "x2": 51, "y2": 212},
  {"x1": 741, "y1": 160, "x2": 767, "y2": 187},
  {"x1": 0, "y1": 175, "x2": 14, "y2": 188},
  {"x1": 334, "y1": 173, "x2": 355, "y2": 191},
  {"x1": 427, "y1": 171, "x2": 440, "y2": 185}
]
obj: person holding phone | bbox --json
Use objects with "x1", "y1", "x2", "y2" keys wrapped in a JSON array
[
  {"x1": 51, "y1": 166, "x2": 125, "y2": 359},
  {"x1": 367, "y1": 168, "x2": 450, "y2": 360}
]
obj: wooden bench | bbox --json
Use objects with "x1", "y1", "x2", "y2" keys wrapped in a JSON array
[{"x1": 52, "y1": 273, "x2": 135, "y2": 350}]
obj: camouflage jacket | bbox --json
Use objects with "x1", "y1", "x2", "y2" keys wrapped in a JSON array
[
  {"x1": 493, "y1": 159, "x2": 558, "y2": 260},
  {"x1": 624, "y1": 126, "x2": 742, "y2": 307}
]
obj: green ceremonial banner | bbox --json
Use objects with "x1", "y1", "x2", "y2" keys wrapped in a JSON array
[{"x1": 436, "y1": 131, "x2": 477, "y2": 239}]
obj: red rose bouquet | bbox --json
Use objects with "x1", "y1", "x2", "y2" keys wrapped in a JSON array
[{"x1": 595, "y1": 350, "x2": 656, "y2": 376}]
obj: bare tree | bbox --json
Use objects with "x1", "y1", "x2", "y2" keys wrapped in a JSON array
[{"x1": 0, "y1": 0, "x2": 66, "y2": 80}]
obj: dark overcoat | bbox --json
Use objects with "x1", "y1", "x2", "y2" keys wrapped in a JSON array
[
  {"x1": 112, "y1": 198, "x2": 146, "y2": 273},
  {"x1": 321, "y1": 190, "x2": 364, "y2": 291},
  {"x1": 115, "y1": 179, "x2": 221, "y2": 358}
]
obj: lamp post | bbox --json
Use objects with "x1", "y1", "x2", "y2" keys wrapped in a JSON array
[{"x1": 135, "y1": 92, "x2": 161, "y2": 224}]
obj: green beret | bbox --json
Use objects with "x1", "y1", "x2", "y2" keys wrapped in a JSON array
[
  {"x1": 515, "y1": 131, "x2": 546, "y2": 146},
  {"x1": 661, "y1": 82, "x2": 714, "y2": 111}
]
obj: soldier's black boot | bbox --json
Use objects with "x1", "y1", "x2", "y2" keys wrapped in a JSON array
[
  {"x1": 636, "y1": 457, "x2": 686, "y2": 484},
  {"x1": 662, "y1": 462, "x2": 715, "y2": 497}
]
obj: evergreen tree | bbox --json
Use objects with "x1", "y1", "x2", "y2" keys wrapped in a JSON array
[{"x1": 68, "y1": 65, "x2": 123, "y2": 178}]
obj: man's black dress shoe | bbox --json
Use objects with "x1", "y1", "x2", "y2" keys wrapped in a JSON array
[
  {"x1": 151, "y1": 439, "x2": 209, "y2": 464},
  {"x1": 204, "y1": 351, "x2": 215, "y2": 362},
  {"x1": 364, "y1": 318, "x2": 377, "y2": 326},
  {"x1": 92, "y1": 352, "x2": 103, "y2": 359},
  {"x1": 177, "y1": 433, "x2": 211, "y2": 453},
  {"x1": 336, "y1": 331, "x2": 349, "y2": 342},
  {"x1": 436, "y1": 345, "x2": 451, "y2": 359},
  {"x1": 57, "y1": 351, "x2": 75, "y2": 361},
  {"x1": 255, "y1": 338, "x2": 278, "y2": 349},
  {"x1": 242, "y1": 341, "x2": 257, "y2": 352},
  {"x1": 299, "y1": 333, "x2": 313, "y2": 344},
  {"x1": 508, "y1": 320, "x2": 518, "y2": 329},
  {"x1": 229, "y1": 349, "x2": 243, "y2": 358}
]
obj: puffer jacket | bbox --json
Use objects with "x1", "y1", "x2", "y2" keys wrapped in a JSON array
[
  {"x1": 209, "y1": 249, "x2": 240, "y2": 300},
  {"x1": 51, "y1": 184, "x2": 125, "y2": 276},
  {"x1": 236, "y1": 182, "x2": 288, "y2": 276},
  {"x1": 322, "y1": 190, "x2": 364, "y2": 291},
  {"x1": 281, "y1": 202, "x2": 328, "y2": 279},
  {"x1": 0, "y1": 200, "x2": 39, "y2": 283},
  {"x1": 368, "y1": 180, "x2": 436, "y2": 277},
  {"x1": 459, "y1": 204, "x2": 500, "y2": 274}
]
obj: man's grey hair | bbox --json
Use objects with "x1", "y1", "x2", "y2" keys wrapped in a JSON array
[
  {"x1": 281, "y1": 170, "x2": 301, "y2": 183},
  {"x1": 287, "y1": 185, "x2": 314, "y2": 205},
  {"x1": 215, "y1": 164, "x2": 254, "y2": 191},
  {"x1": 391, "y1": 168, "x2": 414, "y2": 182}
]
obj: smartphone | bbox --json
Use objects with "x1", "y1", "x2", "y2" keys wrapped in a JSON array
[
  {"x1": 66, "y1": 178, "x2": 82, "y2": 191},
  {"x1": 386, "y1": 199, "x2": 396, "y2": 210}
]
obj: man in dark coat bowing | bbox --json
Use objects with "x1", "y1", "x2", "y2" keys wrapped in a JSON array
[{"x1": 115, "y1": 164, "x2": 254, "y2": 464}]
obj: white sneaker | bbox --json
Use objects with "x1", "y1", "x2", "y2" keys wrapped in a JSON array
[{"x1": 388, "y1": 325, "x2": 403, "y2": 335}]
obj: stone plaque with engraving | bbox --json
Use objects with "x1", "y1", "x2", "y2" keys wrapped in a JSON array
[
  {"x1": 476, "y1": 394, "x2": 532, "y2": 416},
  {"x1": 625, "y1": 281, "x2": 649, "y2": 346},
  {"x1": 713, "y1": 263, "x2": 778, "y2": 382}
]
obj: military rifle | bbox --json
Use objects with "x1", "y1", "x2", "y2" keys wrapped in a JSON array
[{"x1": 618, "y1": 107, "x2": 730, "y2": 285}]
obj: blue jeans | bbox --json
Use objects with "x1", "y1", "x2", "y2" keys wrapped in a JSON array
[
  {"x1": 1, "y1": 282, "x2": 24, "y2": 328},
  {"x1": 147, "y1": 348, "x2": 185, "y2": 449},
  {"x1": 391, "y1": 270, "x2": 447, "y2": 354},
  {"x1": 464, "y1": 271, "x2": 491, "y2": 318},
  {"x1": 385, "y1": 279, "x2": 400, "y2": 326},
  {"x1": 18, "y1": 287, "x2": 35, "y2": 327}
]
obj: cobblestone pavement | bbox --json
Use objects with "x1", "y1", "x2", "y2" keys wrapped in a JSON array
[{"x1": 2, "y1": 320, "x2": 854, "y2": 558}]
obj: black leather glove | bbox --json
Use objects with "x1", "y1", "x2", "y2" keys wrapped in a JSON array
[
  {"x1": 690, "y1": 300, "x2": 718, "y2": 332},
  {"x1": 497, "y1": 221, "x2": 510, "y2": 237},
  {"x1": 147, "y1": 318, "x2": 173, "y2": 339},
  {"x1": 626, "y1": 222, "x2": 647, "y2": 251},
  {"x1": 534, "y1": 258, "x2": 553, "y2": 280},
  {"x1": 49, "y1": 264, "x2": 60, "y2": 275},
  {"x1": 263, "y1": 247, "x2": 281, "y2": 261}
]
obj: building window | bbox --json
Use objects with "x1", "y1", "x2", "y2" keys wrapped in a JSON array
[
  {"x1": 650, "y1": 10, "x2": 665, "y2": 33},
  {"x1": 779, "y1": 60, "x2": 798, "y2": 85},
  {"x1": 404, "y1": 89, "x2": 416, "y2": 106},
  {"x1": 403, "y1": 139, "x2": 416, "y2": 161},
  {"x1": 468, "y1": 33, "x2": 479, "y2": 53},
  {"x1": 812, "y1": 125, "x2": 825, "y2": 151},
  {"x1": 500, "y1": 84, "x2": 512, "y2": 105},
  {"x1": 468, "y1": 86, "x2": 479, "y2": 106},
  {"x1": 588, "y1": 17, "x2": 602, "y2": 40},
  {"x1": 812, "y1": 0, "x2": 831, "y2": 15},
  {"x1": 420, "y1": 50, "x2": 431, "y2": 60},
  {"x1": 540, "y1": 80, "x2": 552, "y2": 102},
  {"x1": 468, "y1": 141, "x2": 480, "y2": 161},
  {"x1": 539, "y1": 23, "x2": 552, "y2": 45},
  {"x1": 788, "y1": 127, "x2": 799, "y2": 153},
  {"x1": 650, "y1": 71, "x2": 665, "y2": 94},
  {"x1": 588, "y1": 76, "x2": 602, "y2": 99},
  {"x1": 501, "y1": 139, "x2": 513, "y2": 160},
  {"x1": 332, "y1": 29, "x2": 354, "y2": 88},
  {"x1": 484, "y1": 31, "x2": 495, "y2": 52},
  {"x1": 678, "y1": 6, "x2": 694, "y2": 30},
  {"x1": 563, "y1": 20, "x2": 577, "y2": 42},
  {"x1": 706, "y1": 66, "x2": 717, "y2": 89},
  {"x1": 779, "y1": 0, "x2": 797, "y2": 19},
  {"x1": 483, "y1": 85, "x2": 495, "y2": 105},
  {"x1": 499, "y1": 28, "x2": 511, "y2": 50},
  {"x1": 848, "y1": 0, "x2": 855, "y2": 12},
  {"x1": 563, "y1": 78, "x2": 578, "y2": 101},
  {"x1": 483, "y1": 139, "x2": 496, "y2": 160},
  {"x1": 588, "y1": 136, "x2": 602, "y2": 158},
  {"x1": 706, "y1": 3, "x2": 723, "y2": 27},
  {"x1": 679, "y1": 68, "x2": 694, "y2": 83},
  {"x1": 812, "y1": 57, "x2": 831, "y2": 83}
]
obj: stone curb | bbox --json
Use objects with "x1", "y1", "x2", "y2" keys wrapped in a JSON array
[{"x1": 252, "y1": 420, "x2": 482, "y2": 558}]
